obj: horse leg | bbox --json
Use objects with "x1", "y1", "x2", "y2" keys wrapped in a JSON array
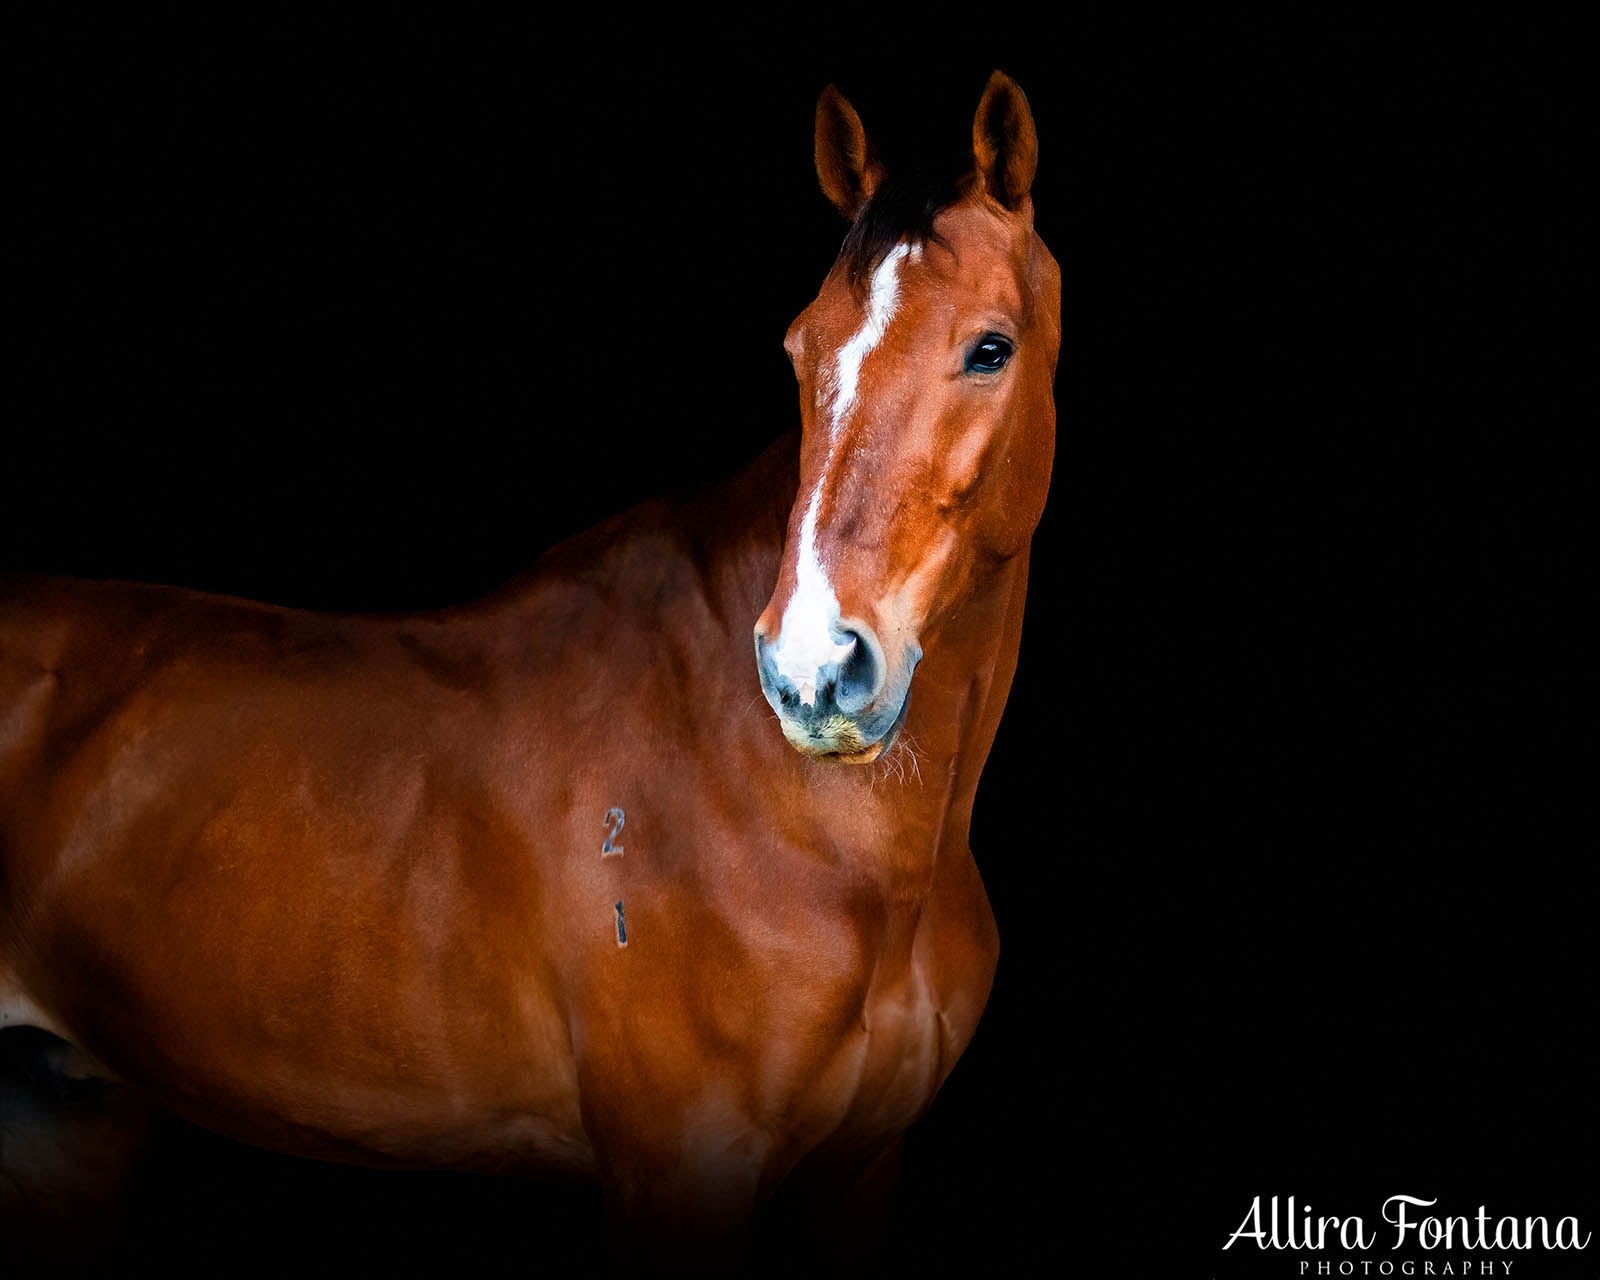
[
  {"x1": 603, "y1": 1143, "x2": 768, "y2": 1235},
  {"x1": 751, "y1": 1133, "x2": 907, "y2": 1265},
  {"x1": 578, "y1": 1094, "x2": 773, "y2": 1273},
  {"x1": 841, "y1": 1131, "x2": 904, "y2": 1217}
]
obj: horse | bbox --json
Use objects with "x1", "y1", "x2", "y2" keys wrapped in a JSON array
[{"x1": 0, "y1": 71, "x2": 1059, "y2": 1236}]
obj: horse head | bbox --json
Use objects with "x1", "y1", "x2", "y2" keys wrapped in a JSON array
[{"x1": 754, "y1": 72, "x2": 1061, "y2": 763}]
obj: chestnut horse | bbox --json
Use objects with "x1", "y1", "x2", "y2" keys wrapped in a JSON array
[{"x1": 0, "y1": 72, "x2": 1058, "y2": 1232}]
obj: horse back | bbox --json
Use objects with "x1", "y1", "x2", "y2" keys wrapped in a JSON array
[{"x1": 0, "y1": 574, "x2": 604, "y2": 1164}]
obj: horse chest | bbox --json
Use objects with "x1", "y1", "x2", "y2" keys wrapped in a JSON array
[
  {"x1": 743, "y1": 860, "x2": 993, "y2": 1148},
  {"x1": 846, "y1": 937, "x2": 957, "y2": 1128},
  {"x1": 560, "y1": 801, "x2": 994, "y2": 1158}
]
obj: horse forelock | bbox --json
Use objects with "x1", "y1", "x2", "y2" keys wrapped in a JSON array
[{"x1": 838, "y1": 165, "x2": 968, "y2": 287}]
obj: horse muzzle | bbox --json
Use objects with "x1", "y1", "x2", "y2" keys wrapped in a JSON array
[{"x1": 753, "y1": 625, "x2": 917, "y2": 763}]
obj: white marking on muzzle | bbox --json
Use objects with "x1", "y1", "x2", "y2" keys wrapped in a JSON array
[{"x1": 773, "y1": 242, "x2": 910, "y2": 708}]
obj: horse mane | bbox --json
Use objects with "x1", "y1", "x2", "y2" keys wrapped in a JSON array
[{"x1": 839, "y1": 159, "x2": 972, "y2": 287}]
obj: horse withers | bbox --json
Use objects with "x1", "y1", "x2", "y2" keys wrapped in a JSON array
[{"x1": 0, "y1": 72, "x2": 1059, "y2": 1235}]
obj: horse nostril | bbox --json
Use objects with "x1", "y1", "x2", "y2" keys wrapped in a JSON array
[
  {"x1": 834, "y1": 629, "x2": 881, "y2": 714},
  {"x1": 756, "y1": 632, "x2": 804, "y2": 709}
]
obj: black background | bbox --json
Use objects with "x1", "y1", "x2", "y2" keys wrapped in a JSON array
[{"x1": 6, "y1": 13, "x2": 1591, "y2": 1277}]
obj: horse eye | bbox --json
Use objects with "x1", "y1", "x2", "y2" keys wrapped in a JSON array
[{"x1": 965, "y1": 334, "x2": 1014, "y2": 374}]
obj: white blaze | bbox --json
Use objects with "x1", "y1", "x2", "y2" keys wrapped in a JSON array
[{"x1": 774, "y1": 242, "x2": 910, "y2": 708}]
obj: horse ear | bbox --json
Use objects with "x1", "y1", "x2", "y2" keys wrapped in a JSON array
[
  {"x1": 815, "y1": 85, "x2": 885, "y2": 220},
  {"x1": 972, "y1": 71, "x2": 1037, "y2": 212}
]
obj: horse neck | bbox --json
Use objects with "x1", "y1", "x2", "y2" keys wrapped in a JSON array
[
  {"x1": 495, "y1": 429, "x2": 1032, "y2": 868},
  {"x1": 909, "y1": 544, "x2": 1031, "y2": 846}
]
